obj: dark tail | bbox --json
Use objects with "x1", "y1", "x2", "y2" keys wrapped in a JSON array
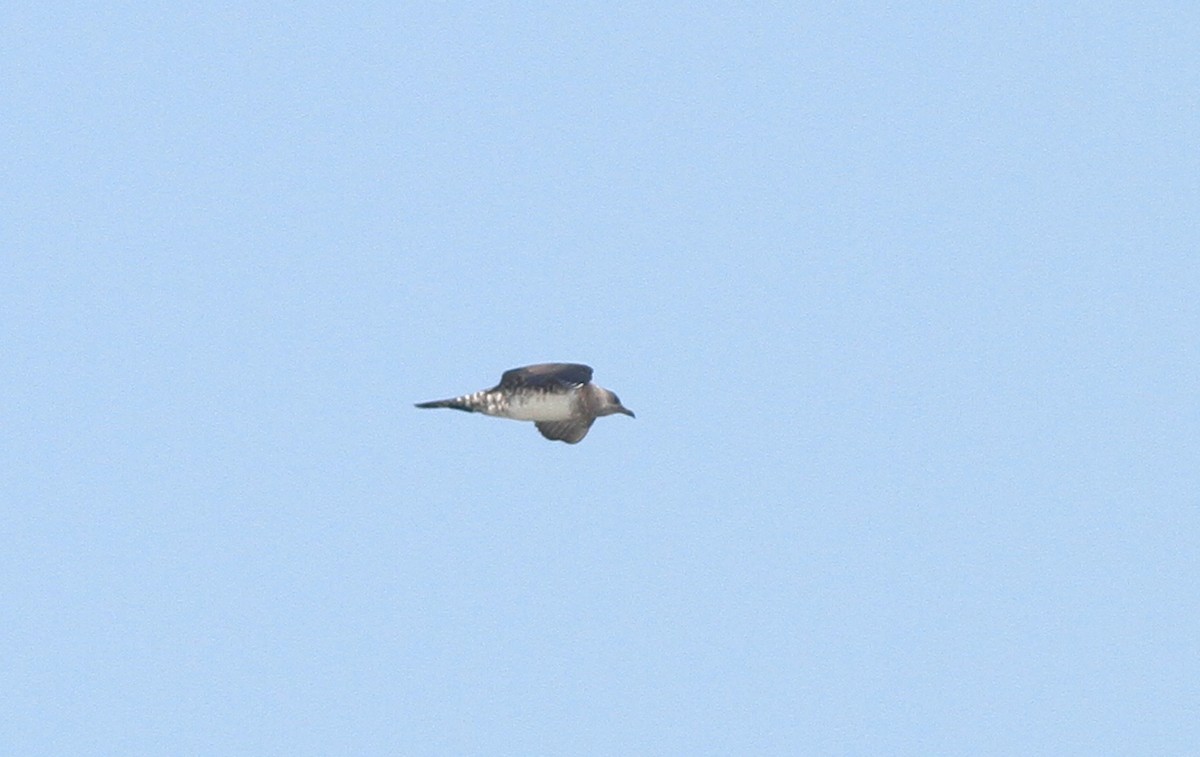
[{"x1": 414, "y1": 398, "x2": 474, "y2": 412}]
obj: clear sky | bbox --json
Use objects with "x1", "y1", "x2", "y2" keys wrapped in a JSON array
[{"x1": 4, "y1": 2, "x2": 1197, "y2": 754}]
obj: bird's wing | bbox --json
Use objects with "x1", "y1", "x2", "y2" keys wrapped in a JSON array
[
  {"x1": 499, "y1": 363, "x2": 593, "y2": 389},
  {"x1": 535, "y1": 419, "x2": 595, "y2": 444}
]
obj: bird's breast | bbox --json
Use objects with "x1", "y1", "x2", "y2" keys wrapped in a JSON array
[{"x1": 502, "y1": 390, "x2": 577, "y2": 421}]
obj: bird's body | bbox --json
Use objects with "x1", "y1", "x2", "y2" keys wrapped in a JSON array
[{"x1": 415, "y1": 363, "x2": 634, "y2": 444}]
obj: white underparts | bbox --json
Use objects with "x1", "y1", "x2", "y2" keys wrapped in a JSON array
[{"x1": 500, "y1": 390, "x2": 577, "y2": 421}]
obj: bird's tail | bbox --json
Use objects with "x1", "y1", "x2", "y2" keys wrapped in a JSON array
[
  {"x1": 416, "y1": 387, "x2": 500, "y2": 414},
  {"x1": 414, "y1": 396, "x2": 475, "y2": 412}
]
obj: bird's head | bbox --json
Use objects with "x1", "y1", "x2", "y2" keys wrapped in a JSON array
[{"x1": 600, "y1": 389, "x2": 635, "y2": 418}]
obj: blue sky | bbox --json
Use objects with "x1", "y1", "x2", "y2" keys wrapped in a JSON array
[{"x1": 4, "y1": 2, "x2": 1197, "y2": 754}]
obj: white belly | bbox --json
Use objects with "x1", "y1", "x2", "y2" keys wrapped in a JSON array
[{"x1": 504, "y1": 392, "x2": 576, "y2": 421}]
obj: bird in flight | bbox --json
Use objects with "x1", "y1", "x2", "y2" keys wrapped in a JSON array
[{"x1": 415, "y1": 363, "x2": 634, "y2": 444}]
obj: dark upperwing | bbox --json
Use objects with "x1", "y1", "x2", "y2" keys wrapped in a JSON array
[{"x1": 498, "y1": 363, "x2": 593, "y2": 390}]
